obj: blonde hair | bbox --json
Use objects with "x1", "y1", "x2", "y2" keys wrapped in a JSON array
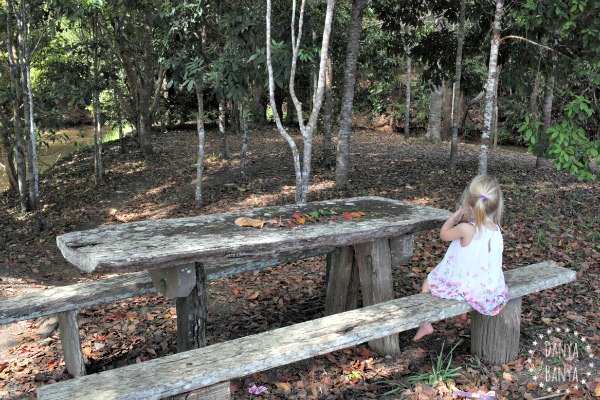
[{"x1": 459, "y1": 174, "x2": 504, "y2": 232}]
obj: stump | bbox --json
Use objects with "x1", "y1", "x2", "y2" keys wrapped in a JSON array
[{"x1": 471, "y1": 297, "x2": 522, "y2": 364}]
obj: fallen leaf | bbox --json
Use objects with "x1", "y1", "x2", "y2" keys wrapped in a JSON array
[
  {"x1": 350, "y1": 211, "x2": 366, "y2": 218},
  {"x1": 341, "y1": 212, "x2": 353, "y2": 220},
  {"x1": 248, "y1": 291, "x2": 260, "y2": 300},
  {"x1": 292, "y1": 212, "x2": 305, "y2": 224},
  {"x1": 304, "y1": 214, "x2": 317, "y2": 223},
  {"x1": 502, "y1": 372, "x2": 512, "y2": 381},
  {"x1": 594, "y1": 381, "x2": 600, "y2": 396},
  {"x1": 275, "y1": 382, "x2": 292, "y2": 392},
  {"x1": 234, "y1": 217, "x2": 265, "y2": 229},
  {"x1": 307, "y1": 211, "x2": 320, "y2": 219}
]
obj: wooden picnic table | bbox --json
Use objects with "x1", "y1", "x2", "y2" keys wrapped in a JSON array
[{"x1": 56, "y1": 196, "x2": 450, "y2": 355}]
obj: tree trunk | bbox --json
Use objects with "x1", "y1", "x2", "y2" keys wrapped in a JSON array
[
  {"x1": 267, "y1": 0, "x2": 336, "y2": 204},
  {"x1": 240, "y1": 96, "x2": 249, "y2": 178},
  {"x1": 322, "y1": 43, "x2": 335, "y2": 168},
  {"x1": 113, "y1": 86, "x2": 126, "y2": 154},
  {"x1": 441, "y1": 81, "x2": 452, "y2": 140},
  {"x1": 492, "y1": 65, "x2": 502, "y2": 149},
  {"x1": 110, "y1": 6, "x2": 160, "y2": 156},
  {"x1": 195, "y1": 77, "x2": 206, "y2": 209},
  {"x1": 218, "y1": 97, "x2": 228, "y2": 159},
  {"x1": 404, "y1": 56, "x2": 411, "y2": 137},
  {"x1": 425, "y1": 86, "x2": 443, "y2": 141},
  {"x1": 21, "y1": 6, "x2": 43, "y2": 230},
  {"x1": 6, "y1": 0, "x2": 28, "y2": 211},
  {"x1": 536, "y1": 49, "x2": 557, "y2": 168},
  {"x1": 479, "y1": 0, "x2": 504, "y2": 175},
  {"x1": 251, "y1": 80, "x2": 265, "y2": 126},
  {"x1": 93, "y1": 14, "x2": 103, "y2": 183},
  {"x1": 335, "y1": 0, "x2": 369, "y2": 188},
  {"x1": 0, "y1": 127, "x2": 16, "y2": 190},
  {"x1": 449, "y1": 0, "x2": 466, "y2": 174}
]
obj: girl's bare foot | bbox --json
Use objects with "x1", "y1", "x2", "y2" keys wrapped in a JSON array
[
  {"x1": 453, "y1": 313, "x2": 468, "y2": 324},
  {"x1": 413, "y1": 323, "x2": 434, "y2": 342}
]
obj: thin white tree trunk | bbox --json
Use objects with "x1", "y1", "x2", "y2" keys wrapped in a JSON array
[
  {"x1": 267, "y1": 0, "x2": 336, "y2": 204},
  {"x1": 5, "y1": 2, "x2": 28, "y2": 210},
  {"x1": 195, "y1": 76, "x2": 206, "y2": 209},
  {"x1": 18, "y1": 0, "x2": 42, "y2": 229},
  {"x1": 449, "y1": 0, "x2": 466, "y2": 173},
  {"x1": 479, "y1": 0, "x2": 504, "y2": 175},
  {"x1": 492, "y1": 65, "x2": 501, "y2": 149}
]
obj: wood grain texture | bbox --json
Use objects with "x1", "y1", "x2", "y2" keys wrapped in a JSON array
[
  {"x1": 57, "y1": 310, "x2": 86, "y2": 377},
  {"x1": 324, "y1": 246, "x2": 358, "y2": 316},
  {"x1": 37, "y1": 262, "x2": 576, "y2": 400},
  {"x1": 55, "y1": 197, "x2": 450, "y2": 273},
  {"x1": 354, "y1": 239, "x2": 399, "y2": 355},
  {"x1": 471, "y1": 297, "x2": 522, "y2": 364}
]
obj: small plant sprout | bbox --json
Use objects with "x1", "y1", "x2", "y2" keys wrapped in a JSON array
[{"x1": 408, "y1": 340, "x2": 464, "y2": 386}]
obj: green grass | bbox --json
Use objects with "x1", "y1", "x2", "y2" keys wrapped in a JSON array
[{"x1": 407, "y1": 340, "x2": 463, "y2": 386}]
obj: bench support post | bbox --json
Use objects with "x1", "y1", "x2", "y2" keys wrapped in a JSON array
[
  {"x1": 471, "y1": 296, "x2": 522, "y2": 365},
  {"x1": 176, "y1": 263, "x2": 208, "y2": 352},
  {"x1": 324, "y1": 246, "x2": 359, "y2": 316},
  {"x1": 354, "y1": 239, "x2": 400, "y2": 355},
  {"x1": 57, "y1": 310, "x2": 86, "y2": 377}
]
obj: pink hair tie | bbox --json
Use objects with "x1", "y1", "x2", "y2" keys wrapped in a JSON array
[{"x1": 480, "y1": 195, "x2": 487, "y2": 200}]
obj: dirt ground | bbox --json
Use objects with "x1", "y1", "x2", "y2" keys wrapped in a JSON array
[{"x1": 0, "y1": 126, "x2": 598, "y2": 399}]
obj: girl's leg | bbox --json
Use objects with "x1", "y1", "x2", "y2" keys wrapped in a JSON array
[{"x1": 413, "y1": 279, "x2": 434, "y2": 341}]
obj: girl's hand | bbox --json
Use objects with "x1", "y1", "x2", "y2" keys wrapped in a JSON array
[{"x1": 452, "y1": 208, "x2": 465, "y2": 224}]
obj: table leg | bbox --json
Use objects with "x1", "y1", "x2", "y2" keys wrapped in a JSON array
[
  {"x1": 354, "y1": 238, "x2": 401, "y2": 355},
  {"x1": 176, "y1": 262, "x2": 208, "y2": 352},
  {"x1": 389, "y1": 234, "x2": 414, "y2": 267},
  {"x1": 324, "y1": 246, "x2": 360, "y2": 316}
]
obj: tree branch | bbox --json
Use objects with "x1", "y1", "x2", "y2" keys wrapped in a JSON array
[{"x1": 501, "y1": 35, "x2": 574, "y2": 60}]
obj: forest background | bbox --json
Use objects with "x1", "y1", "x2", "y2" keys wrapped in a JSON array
[{"x1": 0, "y1": 0, "x2": 599, "y2": 399}]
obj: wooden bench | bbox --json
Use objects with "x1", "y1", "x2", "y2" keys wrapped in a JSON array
[
  {"x1": 36, "y1": 262, "x2": 576, "y2": 400},
  {"x1": 0, "y1": 248, "x2": 331, "y2": 376}
]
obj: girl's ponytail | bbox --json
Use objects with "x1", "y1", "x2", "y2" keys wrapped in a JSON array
[{"x1": 460, "y1": 175, "x2": 504, "y2": 233}]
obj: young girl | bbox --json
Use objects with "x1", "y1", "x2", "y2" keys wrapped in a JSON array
[{"x1": 413, "y1": 174, "x2": 508, "y2": 342}]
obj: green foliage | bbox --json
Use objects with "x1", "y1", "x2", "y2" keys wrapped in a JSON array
[
  {"x1": 520, "y1": 97, "x2": 599, "y2": 181},
  {"x1": 407, "y1": 341, "x2": 463, "y2": 386}
]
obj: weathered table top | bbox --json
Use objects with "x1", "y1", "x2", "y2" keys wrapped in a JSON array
[{"x1": 56, "y1": 196, "x2": 450, "y2": 274}]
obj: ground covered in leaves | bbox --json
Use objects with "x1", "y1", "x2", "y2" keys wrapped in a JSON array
[{"x1": 0, "y1": 126, "x2": 598, "y2": 399}]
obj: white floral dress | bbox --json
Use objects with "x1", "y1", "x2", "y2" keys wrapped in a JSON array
[{"x1": 427, "y1": 223, "x2": 508, "y2": 316}]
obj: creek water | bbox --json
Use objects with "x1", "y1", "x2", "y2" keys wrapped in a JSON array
[{"x1": 0, "y1": 126, "x2": 116, "y2": 192}]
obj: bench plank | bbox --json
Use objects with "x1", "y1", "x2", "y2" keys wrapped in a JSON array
[
  {"x1": 37, "y1": 262, "x2": 576, "y2": 400},
  {"x1": 0, "y1": 248, "x2": 332, "y2": 325}
]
